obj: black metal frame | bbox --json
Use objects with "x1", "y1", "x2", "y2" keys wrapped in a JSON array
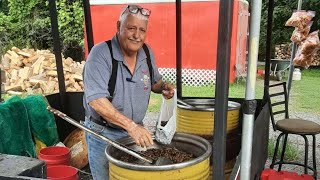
[
  {"x1": 213, "y1": 1, "x2": 234, "y2": 179},
  {"x1": 267, "y1": 82, "x2": 318, "y2": 179},
  {"x1": 48, "y1": 0, "x2": 66, "y2": 111},
  {"x1": 263, "y1": 0, "x2": 274, "y2": 102}
]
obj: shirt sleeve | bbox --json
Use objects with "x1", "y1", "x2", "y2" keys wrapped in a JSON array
[
  {"x1": 146, "y1": 44, "x2": 163, "y2": 84},
  {"x1": 83, "y1": 43, "x2": 112, "y2": 103}
]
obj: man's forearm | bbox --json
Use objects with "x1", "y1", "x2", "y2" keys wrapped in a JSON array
[{"x1": 89, "y1": 97, "x2": 135, "y2": 130}]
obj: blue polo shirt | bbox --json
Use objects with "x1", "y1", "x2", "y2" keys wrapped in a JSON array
[{"x1": 83, "y1": 35, "x2": 162, "y2": 126}]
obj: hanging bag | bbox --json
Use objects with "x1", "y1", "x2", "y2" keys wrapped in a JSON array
[{"x1": 155, "y1": 89, "x2": 177, "y2": 144}]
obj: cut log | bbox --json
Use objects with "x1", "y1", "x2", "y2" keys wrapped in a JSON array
[
  {"x1": 10, "y1": 69, "x2": 18, "y2": 81},
  {"x1": 2, "y1": 54, "x2": 10, "y2": 69},
  {"x1": 32, "y1": 56, "x2": 45, "y2": 75},
  {"x1": 7, "y1": 90, "x2": 23, "y2": 95},
  {"x1": 73, "y1": 74, "x2": 83, "y2": 81},
  {"x1": 5, "y1": 85, "x2": 22, "y2": 91},
  {"x1": 74, "y1": 82, "x2": 82, "y2": 91},
  {"x1": 17, "y1": 51, "x2": 32, "y2": 57},
  {"x1": 46, "y1": 71, "x2": 58, "y2": 77},
  {"x1": 18, "y1": 67, "x2": 31, "y2": 80}
]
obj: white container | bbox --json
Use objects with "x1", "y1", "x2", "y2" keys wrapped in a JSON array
[{"x1": 292, "y1": 68, "x2": 301, "y2": 81}]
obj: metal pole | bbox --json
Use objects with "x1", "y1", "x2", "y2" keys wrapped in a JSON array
[
  {"x1": 48, "y1": 0, "x2": 66, "y2": 110},
  {"x1": 240, "y1": 0, "x2": 262, "y2": 179},
  {"x1": 213, "y1": 0, "x2": 234, "y2": 179},
  {"x1": 263, "y1": 0, "x2": 274, "y2": 102},
  {"x1": 83, "y1": 0, "x2": 94, "y2": 53},
  {"x1": 176, "y1": 0, "x2": 182, "y2": 99},
  {"x1": 287, "y1": 0, "x2": 303, "y2": 98},
  {"x1": 0, "y1": 69, "x2": 3, "y2": 103}
]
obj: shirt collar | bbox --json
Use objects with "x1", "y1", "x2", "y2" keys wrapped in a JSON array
[{"x1": 111, "y1": 35, "x2": 147, "y2": 62}]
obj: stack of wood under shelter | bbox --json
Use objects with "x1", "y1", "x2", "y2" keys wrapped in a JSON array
[
  {"x1": 274, "y1": 43, "x2": 320, "y2": 66},
  {"x1": 1, "y1": 47, "x2": 84, "y2": 95}
]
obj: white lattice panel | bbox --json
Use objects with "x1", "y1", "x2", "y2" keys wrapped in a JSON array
[{"x1": 159, "y1": 68, "x2": 216, "y2": 86}]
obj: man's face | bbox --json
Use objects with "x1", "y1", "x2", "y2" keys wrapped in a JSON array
[{"x1": 118, "y1": 14, "x2": 148, "y2": 54}]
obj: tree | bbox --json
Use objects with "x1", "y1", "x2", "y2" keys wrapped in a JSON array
[
  {"x1": 259, "y1": 0, "x2": 320, "y2": 60},
  {"x1": 0, "y1": 0, "x2": 84, "y2": 61}
]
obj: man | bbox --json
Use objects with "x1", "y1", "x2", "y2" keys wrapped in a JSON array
[{"x1": 83, "y1": 4, "x2": 175, "y2": 179}]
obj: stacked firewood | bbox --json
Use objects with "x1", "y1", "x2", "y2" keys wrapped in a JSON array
[
  {"x1": 313, "y1": 52, "x2": 320, "y2": 66},
  {"x1": 0, "y1": 47, "x2": 85, "y2": 95},
  {"x1": 275, "y1": 44, "x2": 292, "y2": 59},
  {"x1": 275, "y1": 43, "x2": 320, "y2": 66}
]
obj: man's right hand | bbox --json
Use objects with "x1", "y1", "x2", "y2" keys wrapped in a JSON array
[{"x1": 127, "y1": 122, "x2": 153, "y2": 148}]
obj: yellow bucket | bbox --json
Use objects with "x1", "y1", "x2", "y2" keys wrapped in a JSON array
[
  {"x1": 177, "y1": 99, "x2": 241, "y2": 135},
  {"x1": 106, "y1": 133, "x2": 212, "y2": 180},
  {"x1": 177, "y1": 99, "x2": 241, "y2": 179}
]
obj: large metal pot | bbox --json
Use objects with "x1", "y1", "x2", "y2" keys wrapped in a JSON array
[
  {"x1": 177, "y1": 99, "x2": 241, "y2": 135},
  {"x1": 105, "y1": 133, "x2": 212, "y2": 180}
]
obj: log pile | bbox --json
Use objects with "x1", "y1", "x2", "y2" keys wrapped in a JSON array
[
  {"x1": 275, "y1": 43, "x2": 320, "y2": 66},
  {"x1": 313, "y1": 52, "x2": 320, "y2": 66},
  {"x1": 275, "y1": 44, "x2": 292, "y2": 59},
  {"x1": 0, "y1": 47, "x2": 85, "y2": 95}
]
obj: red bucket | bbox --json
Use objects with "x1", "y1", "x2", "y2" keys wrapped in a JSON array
[
  {"x1": 38, "y1": 146, "x2": 71, "y2": 167},
  {"x1": 47, "y1": 165, "x2": 78, "y2": 180}
]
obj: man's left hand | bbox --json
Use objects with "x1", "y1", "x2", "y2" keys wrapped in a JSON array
[{"x1": 162, "y1": 83, "x2": 175, "y2": 99}]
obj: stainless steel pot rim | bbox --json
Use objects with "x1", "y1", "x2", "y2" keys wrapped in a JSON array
[
  {"x1": 105, "y1": 132, "x2": 212, "y2": 171},
  {"x1": 177, "y1": 99, "x2": 241, "y2": 111}
]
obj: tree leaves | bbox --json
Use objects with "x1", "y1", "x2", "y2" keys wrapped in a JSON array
[
  {"x1": 259, "y1": 0, "x2": 320, "y2": 60},
  {"x1": 0, "y1": 0, "x2": 84, "y2": 61}
]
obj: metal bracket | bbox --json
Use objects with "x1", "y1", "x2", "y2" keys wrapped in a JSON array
[
  {"x1": 0, "y1": 84, "x2": 4, "y2": 94},
  {"x1": 0, "y1": 69, "x2": 5, "y2": 102},
  {"x1": 1, "y1": 69, "x2": 5, "y2": 83},
  {"x1": 242, "y1": 99, "x2": 257, "y2": 114}
]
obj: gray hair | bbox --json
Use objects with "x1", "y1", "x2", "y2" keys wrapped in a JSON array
[{"x1": 118, "y1": 5, "x2": 149, "y2": 23}]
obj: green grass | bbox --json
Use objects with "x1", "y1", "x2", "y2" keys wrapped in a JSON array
[
  {"x1": 289, "y1": 69, "x2": 320, "y2": 115},
  {"x1": 268, "y1": 138, "x2": 301, "y2": 161}
]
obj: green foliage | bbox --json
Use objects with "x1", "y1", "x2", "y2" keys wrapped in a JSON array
[
  {"x1": 56, "y1": 0, "x2": 84, "y2": 61},
  {"x1": 290, "y1": 69, "x2": 320, "y2": 115},
  {"x1": 0, "y1": 0, "x2": 9, "y2": 14},
  {"x1": 259, "y1": 0, "x2": 320, "y2": 61},
  {"x1": 57, "y1": 0, "x2": 83, "y2": 45},
  {"x1": 0, "y1": 0, "x2": 84, "y2": 61},
  {"x1": 0, "y1": 12, "x2": 13, "y2": 52}
]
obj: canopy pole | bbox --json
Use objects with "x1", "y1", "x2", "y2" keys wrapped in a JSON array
[
  {"x1": 176, "y1": 0, "x2": 182, "y2": 98},
  {"x1": 287, "y1": 0, "x2": 303, "y2": 99},
  {"x1": 48, "y1": 0, "x2": 66, "y2": 110},
  {"x1": 263, "y1": 0, "x2": 275, "y2": 101},
  {"x1": 83, "y1": 0, "x2": 94, "y2": 52},
  {"x1": 213, "y1": 0, "x2": 234, "y2": 179},
  {"x1": 240, "y1": 0, "x2": 263, "y2": 179}
]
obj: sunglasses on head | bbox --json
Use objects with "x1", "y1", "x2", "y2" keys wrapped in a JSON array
[{"x1": 125, "y1": 5, "x2": 151, "y2": 17}]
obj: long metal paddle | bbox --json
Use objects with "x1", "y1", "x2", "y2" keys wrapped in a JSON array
[{"x1": 47, "y1": 106, "x2": 153, "y2": 164}]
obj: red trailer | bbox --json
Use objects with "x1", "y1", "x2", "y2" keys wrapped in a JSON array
[{"x1": 86, "y1": 0, "x2": 249, "y2": 84}]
